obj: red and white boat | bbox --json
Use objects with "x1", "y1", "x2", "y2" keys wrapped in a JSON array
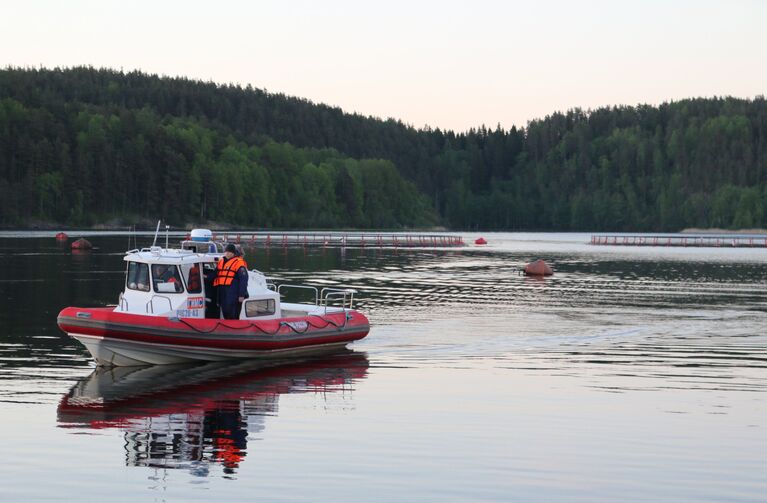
[{"x1": 57, "y1": 229, "x2": 370, "y2": 366}]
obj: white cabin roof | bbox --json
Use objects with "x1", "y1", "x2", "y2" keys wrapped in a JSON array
[{"x1": 123, "y1": 246, "x2": 219, "y2": 265}]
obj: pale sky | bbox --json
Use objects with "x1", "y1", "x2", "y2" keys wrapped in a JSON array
[{"x1": 1, "y1": 0, "x2": 765, "y2": 132}]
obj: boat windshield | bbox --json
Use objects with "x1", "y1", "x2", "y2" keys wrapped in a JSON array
[
  {"x1": 126, "y1": 262, "x2": 150, "y2": 292},
  {"x1": 152, "y1": 264, "x2": 184, "y2": 293}
]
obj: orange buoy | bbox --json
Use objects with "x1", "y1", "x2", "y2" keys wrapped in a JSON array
[
  {"x1": 71, "y1": 237, "x2": 93, "y2": 250},
  {"x1": 55, "y1": 232, "x2": 68, "y2": 241},
  {"x1": 524, "y1": 259, "x2": 553, "y2": 276},
  {"x1": 475, "y1": 237, "x2": 487, "y2": 245}
]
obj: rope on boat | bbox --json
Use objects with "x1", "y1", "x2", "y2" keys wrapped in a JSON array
[
  {"x1": 306, "y1": 314, "x2": 349, "y2": 330},
  {"x1": 177, "y1": 318, "x2": 283, "y2": 335},
  {"x1": 175, "y1": 313, "x2": 349, "y2": 335},
  {"x1": 282, "y1": 321, "x2": 311, "y2": 334},
  {"x1": 270, "y1": 313, "x2": 351, "y2": 333}
]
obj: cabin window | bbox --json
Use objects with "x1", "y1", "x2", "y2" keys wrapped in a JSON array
[
  {"x1": 152, "y1": 264, "x2": 184, "y2": 293},
  {"x1": 245, "y1": 299, "x2": 276, "y2": 317},
  {"x1": 126, "y1": 262, "x2": 150, "y2": 292},
  {"x1": 180, "y1": 263, "x2": 203, "y2": 294}
]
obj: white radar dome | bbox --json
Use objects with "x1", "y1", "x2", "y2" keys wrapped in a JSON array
[{"x1": 190, "y1": 229, "x2": 213, "y2": 242}]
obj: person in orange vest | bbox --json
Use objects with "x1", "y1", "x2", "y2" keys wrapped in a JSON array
[{"x1": 213, "y1": 244, "x2": 249, "y2": 319}]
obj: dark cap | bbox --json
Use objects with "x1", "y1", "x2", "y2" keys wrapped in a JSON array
[{"x1": 224, "y1": 243, "x2": 237, "y2": 254}]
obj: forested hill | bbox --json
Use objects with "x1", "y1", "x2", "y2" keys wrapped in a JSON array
[{"x1": 1, "y1": 66, "x2": 766, "y2": 230}]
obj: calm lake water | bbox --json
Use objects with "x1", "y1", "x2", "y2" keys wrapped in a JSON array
[{"x1": 0, "y1": 232, "x2": 765, "y2": 502}]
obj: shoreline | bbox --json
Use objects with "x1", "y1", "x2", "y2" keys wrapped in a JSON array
[{"x1": 3, "y1": 221, "x2": 766, "y2": 235}]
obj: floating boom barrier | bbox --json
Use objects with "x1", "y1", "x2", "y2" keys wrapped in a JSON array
[
  {"x1": 206, "y1": 232, "x2": 465, "y2": 248},
  {"x1": 590, "y1": 234, "x2": 767, "y2": 248}
]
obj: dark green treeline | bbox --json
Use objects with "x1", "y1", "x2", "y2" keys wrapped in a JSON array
[
  {"x1": 0, "y1": 70, "x2": 434, "y2": 228},
  {"x1": 1, "y1": 66, "x2": 766, "y2": 230}
]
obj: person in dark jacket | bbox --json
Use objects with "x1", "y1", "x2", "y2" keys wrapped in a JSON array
[{"x1": 213, "y1": 244, "x2": 249, "y2": 319}]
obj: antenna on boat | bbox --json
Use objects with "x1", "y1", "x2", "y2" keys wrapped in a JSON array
[
  {"x1": 165, "y1": 225, "x2": 170, "y2": 248},
  {"x1": 152, "y1": 220, "x2": 161, "y2": 247}
]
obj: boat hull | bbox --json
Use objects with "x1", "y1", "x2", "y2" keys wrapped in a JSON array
[{"x1": 58, "y1": 307, "x2": 370, "y2": 367}]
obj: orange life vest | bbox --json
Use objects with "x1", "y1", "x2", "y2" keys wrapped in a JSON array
[
  {"x1": 213, "y1": 256, "x2": 248, "y2": 287},
  {"x1": 187, "y1": 264, "x2": 201, "y2": 292}
]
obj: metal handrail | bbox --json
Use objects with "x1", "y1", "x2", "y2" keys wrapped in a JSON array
[
  {"x1": 321, "y1": 288, "x2": 357, "y2": 309},
  {"x1": 277, "y1": 284, "x2": 319, "y2": 305},
  {"x1": 146, "y1": 295, "x2": 173, "y2": 314},
  {"x1": 118, "y1": 292, "x2": 129, "y2": 311},
  {"x1": 322, "y1": 291, "x2": 353, "y2": 315}
]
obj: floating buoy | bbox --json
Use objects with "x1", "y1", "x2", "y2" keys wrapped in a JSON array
[
  {"x1": 55, "y1": 232, "x2": 68, "y2": 241},
  {"x1": 71, "y1": 237, "x2": 93, "y2": 250},
  {"x1": 524, "y1": 259, "x2": 553, "y2": 276},
  {"x1": 475, "y1": 237, "x2": 487, "y2": 245}
]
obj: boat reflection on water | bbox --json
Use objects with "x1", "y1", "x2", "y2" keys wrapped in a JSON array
[{"x1": 57, "y1": 351, "x2": 369, "y2": 476}]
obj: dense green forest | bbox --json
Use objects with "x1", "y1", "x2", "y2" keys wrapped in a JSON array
[{"x1": 1, "y1": 66, "x2": 766, "y2": 230}]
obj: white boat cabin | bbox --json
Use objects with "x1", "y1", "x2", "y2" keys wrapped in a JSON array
[
  {"x1": 117, "y1": 245, "x2": 280, "y2": 320},
  {"x1": 116, "y1": 229, "x2": 357, "y2": 320}
]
